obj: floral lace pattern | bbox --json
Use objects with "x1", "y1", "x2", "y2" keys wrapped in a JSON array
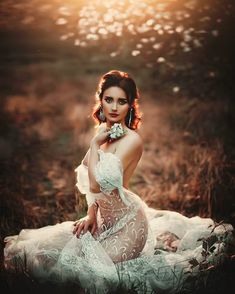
[
  {"x1": 93, "y1": 150, "x2": 149, "y2": 262},
  {"x1": 4, "y1": 151, "x2": 235, "y2": 294},
  {"x1": 94, "y1": 149, "x2": 132, "y2": 206}
]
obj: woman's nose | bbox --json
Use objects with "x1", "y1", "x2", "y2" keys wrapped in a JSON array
[{"x1": 112, "y1": 103, "x2": 117, "y2": 111}]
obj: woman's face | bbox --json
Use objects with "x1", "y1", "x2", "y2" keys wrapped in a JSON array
[{"x1": 101, "y1": 86, "x2": 129, "y2": 126}]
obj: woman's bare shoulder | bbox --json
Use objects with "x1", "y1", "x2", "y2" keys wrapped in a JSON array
[
  {"x1": 116, "y1": 129, "x2": 143, "y2": 157},
  {"x1": 126, "y1": 129, "x2": 143, "y2": 146}
]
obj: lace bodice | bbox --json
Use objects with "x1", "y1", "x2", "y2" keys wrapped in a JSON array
[
  {"x1": 75, "y1": 149, "x2": 131, "y2": 206},
  {"x1": 94, "y1": 149, "x2": 123, "y2": 194}
]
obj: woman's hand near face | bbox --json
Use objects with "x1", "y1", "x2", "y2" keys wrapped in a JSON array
[{"x1": 91, "y1": 125, "x2": 110, "y2": 147}]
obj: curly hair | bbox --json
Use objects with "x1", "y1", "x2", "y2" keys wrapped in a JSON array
[{"x1": 92, "y1": 70, "x2": 142, "y2": 130}]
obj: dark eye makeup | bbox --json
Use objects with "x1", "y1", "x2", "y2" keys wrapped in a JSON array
[{"x1": 104, "y1": 96, "x2": 128, "y2": 105}]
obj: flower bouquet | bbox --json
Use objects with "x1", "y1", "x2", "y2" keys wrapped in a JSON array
[{"x1": 108, "y1": 123, "x2": 127, "y2": 142}]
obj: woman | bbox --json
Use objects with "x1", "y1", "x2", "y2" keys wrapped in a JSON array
[
  {"x1": 4, "y1": 70, "x2": 235, "y2": 293},
  {"x1": 73, "y1": 70, "x2": 150, "y2": 264}
]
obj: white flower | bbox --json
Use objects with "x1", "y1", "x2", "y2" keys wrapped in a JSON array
[{"x1": 109, "y1": 123, "x2": 126, "y2": 140}]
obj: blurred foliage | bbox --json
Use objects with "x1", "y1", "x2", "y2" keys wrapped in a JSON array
[{"x1": 1, "y1": 0, "x2": 235, "y2": 97}]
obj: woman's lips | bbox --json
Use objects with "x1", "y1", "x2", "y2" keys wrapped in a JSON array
[{"x1": 109, "y1": 113, "x2": 119, "y2": 117}]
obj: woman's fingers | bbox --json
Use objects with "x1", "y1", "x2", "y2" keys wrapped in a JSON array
[
  {"x1": 83, "y1": 222, "x2": 90, "y2": 234},
  {"x1": 73, "y1": 223, "x2": 79, "y2": 234},
  {"x1": 91, "y1": 222, "x2": 97, "y2": 235},
  {"x1": 73, "y1": 220, "x2": 84, "y2": 237},
  {"x1": 73, "y1": 220, "x2": 91, "y2": 238},
  {"x1": 75, "y1": 223, "x2": 84, "y2": 238},
  {"x1": 72, "y1": 222, "x2": 79, "y2": 233},
  {"x1": 73, "y1": 220, "x2": 79, "y2": 226},
  {"x1": 73, "y1": 218, "x2": 97, "y2": 237}
]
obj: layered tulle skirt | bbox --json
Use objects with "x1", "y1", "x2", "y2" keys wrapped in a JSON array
[{"x1": 4, "y1": 190, "x2": 235, "y2": 294}]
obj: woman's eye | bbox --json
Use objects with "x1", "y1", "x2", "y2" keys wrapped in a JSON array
[
  {"x1": 105, "y1": 97, "x2": 112, "y2": 103},
  {"x1": 104, "y1": 97, "x2": 127, "y2": 104}
]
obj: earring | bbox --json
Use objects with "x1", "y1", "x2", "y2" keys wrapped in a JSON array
[
  {"x1": 99, "y1": 106, "x2": 106, "y2": 122},
  {"x1": 128, "y1": 107, "x2": 133, "y2": 127}
]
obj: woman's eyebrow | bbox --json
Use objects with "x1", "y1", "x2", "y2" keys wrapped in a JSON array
[{"x1": 104, "y1": 95, "x2": 127, "y2": 100}]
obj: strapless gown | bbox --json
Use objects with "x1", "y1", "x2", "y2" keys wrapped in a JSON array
[{"x1": 4, "y1": 149, "x2": 235, "y2": 293}]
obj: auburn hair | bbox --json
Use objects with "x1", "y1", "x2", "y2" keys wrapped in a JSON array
[{"x1": 92, "y1": 70, "x2": 142, "y2": 130}]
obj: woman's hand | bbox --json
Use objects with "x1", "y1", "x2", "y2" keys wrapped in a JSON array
[
  {"x1": 91, "y1": 124, "x2": 110, "y2": 147},
  {"x1": 73, "y1": 215, "x2": 97, "y2": 238}
]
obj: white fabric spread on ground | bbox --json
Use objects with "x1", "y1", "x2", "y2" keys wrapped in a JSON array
[{"x1": 4, "y1": 149, "x2": 235, "y2": 293}]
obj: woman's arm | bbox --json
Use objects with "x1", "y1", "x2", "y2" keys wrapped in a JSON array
[
  {"x1": 73, "y1": 126, "x2": 110, "y2": 238},
  {"x1": 88, "y1": 126, "x2": 111, "y2": 192},
  {"x1": 81, "y1": 148, "x2": 90, "y2": 166},
  {"x1": 80, "y1": 145, "x2": 101, "y2": 192},
  {"x1": 88, "y1": 142, "x2": 100, "y2": 192}
]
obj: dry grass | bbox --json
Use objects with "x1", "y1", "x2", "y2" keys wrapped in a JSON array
[
  {"x1": 131, "y1": 95, "x2": 235, "y2": 224},
  {"x1": 0, "y1": 65, "x2": 234, "y2": 293}
]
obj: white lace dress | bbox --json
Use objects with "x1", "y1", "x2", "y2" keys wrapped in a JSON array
[{"x1": 4, "y1": 149, "x2": 235, "y2": 293}]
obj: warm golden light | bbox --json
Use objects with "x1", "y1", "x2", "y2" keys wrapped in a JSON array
[{"x1": 0, "y1": 0, "x2": 228, "y2": 64}]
